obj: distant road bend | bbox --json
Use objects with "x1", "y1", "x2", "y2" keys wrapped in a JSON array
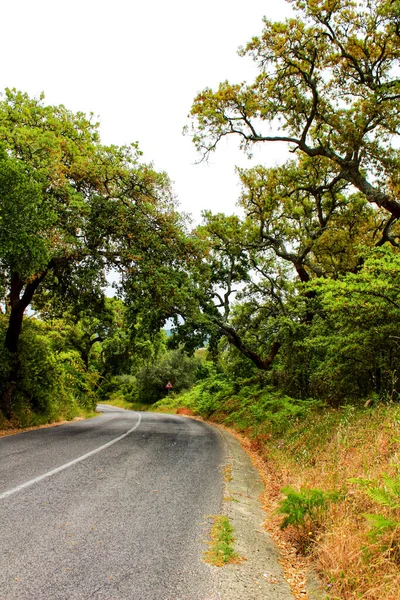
[{"x1": 0, "y1": 405, "x2": 225, "y2": 599}]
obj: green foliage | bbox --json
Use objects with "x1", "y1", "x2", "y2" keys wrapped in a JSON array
[
  {"x1": 352, "y1": 475, "x2": 400, "y2": 549},
  {"x1": 4, "y1": 2, "x2": 400, "y2": 429},
  {"x1": 0, "y1": 315, "x2": 97, "y2": 427},
  {"x1": 0, "y1": 147, "x2": 53, "y2": 292},
  {"x1": 190, "y1": 0, "x2": 400, "y2": 220},
  {"x1": 158, "y1": 364, "x2": 324, "y2": 433},
  {"x1": 364, "y1": 514, "x2": 400, "y2": 541},
  {"x1": 0, "y1": 88, "x2": 195, "y2": 416},
  {"x1": 163, "y1": 371, "x2": 235, "y2": 418},
  {"x1": 56, "y1": 349, "x2": 98, "y2": 412},
  {"x1": 98, "y1": 375, "x2": 139, "y2": 405},
  {"x1": 307, "y1": 246, "x2": 400, "y2": 403},
  {"x1": 182, "y1": 0, "x2": 400, "y2": 406},
  {"x1": 278, "y1": 487, "x2": 340, "y2": 530},
  {"x1": 364, "y1": 477, "x2": 400, "y2": 510},
  {"x1": 171, "y1": 154, "x2": 391, "y2": 396},
  {"x1": 134, "y1": 349, "x2": 202, "y2": 404},
  {"x1": 203, "y1": 516, "x2": 243, "y2": 566},
  {"x1": 98, "y1": 347, "x2": 205, "y2": 406}
]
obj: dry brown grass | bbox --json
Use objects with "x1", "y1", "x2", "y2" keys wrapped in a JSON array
[
  {"x1": 208, "y1": 404, "x2": 400, "y2": 600},
  {"x1": 176, "y1": 407, "x2": 195, "y2": 416}
]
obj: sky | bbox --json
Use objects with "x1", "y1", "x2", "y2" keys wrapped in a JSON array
[{"x1": 1, "y1": 0, "x2": 294, "y2": 223}]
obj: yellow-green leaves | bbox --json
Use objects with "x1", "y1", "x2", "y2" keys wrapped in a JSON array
[{"x1": 189, "y1": 0, "x2": 400, "y2": 218}]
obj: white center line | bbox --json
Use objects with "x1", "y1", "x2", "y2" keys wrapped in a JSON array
[{"x1": 0, "y1": 413, "x2": 142, "y2": 501}]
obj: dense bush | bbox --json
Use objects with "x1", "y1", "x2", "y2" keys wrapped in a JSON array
[
  {"x1": 0, "y1": 316, "x2": 98, "y2": 427},
  {"x1": 99, "y1": 348, "x2": 206, "y2": 405},
  {"x1": 157, "y1": 368, "x2": 323, "y2": 434}
]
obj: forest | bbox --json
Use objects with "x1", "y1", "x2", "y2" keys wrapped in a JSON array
[{"x1": 1, "y1": 1, "x2": 400, "y2": 597}]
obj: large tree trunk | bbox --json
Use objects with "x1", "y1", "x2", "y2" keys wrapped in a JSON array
[
  {"x1": 5, "y1": 303, "x2": 25, "y2": 354},
  {"x1": 0, "y1": 303, "x2": 25, "y2": 418},
  {"x1": 1, "y1": 271, "x2": 48, "y2": 416}
]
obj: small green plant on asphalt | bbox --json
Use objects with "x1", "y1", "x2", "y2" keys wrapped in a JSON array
[
  {"x1": 278, "y1": 487, "x2": 340, "y2": 531},
  {"x1": 203, "y1": 515, "x2": 245, "y2": 566}
]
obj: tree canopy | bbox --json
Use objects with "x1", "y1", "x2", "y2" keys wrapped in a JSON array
[
  {"x1": 0, "y1": 89, "x2": 194, "y2": 414},
  {"x1": 176, "y1": 0, "x2": 400, "y2": 399},
  {"x1": 190, "y1": 0, "x2": 400, "y2": 227}
]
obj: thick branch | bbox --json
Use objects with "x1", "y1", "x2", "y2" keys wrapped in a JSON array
[{"x1": 212, "y1": 316, "x2": 280, "y2": 370}]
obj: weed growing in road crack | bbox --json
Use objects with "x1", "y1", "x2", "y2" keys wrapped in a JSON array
[{"x1": 203, "y1": 515, "x2": 245, "y2": 566}]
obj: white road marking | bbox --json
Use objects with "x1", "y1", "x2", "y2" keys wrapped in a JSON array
[{"x1": 0, "y1": 412, "x2": 142, "y2": 501}]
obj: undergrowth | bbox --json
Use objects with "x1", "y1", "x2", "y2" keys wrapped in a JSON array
[{"x1": 158, "y1": 373, "x2": 400, "y2": 599}]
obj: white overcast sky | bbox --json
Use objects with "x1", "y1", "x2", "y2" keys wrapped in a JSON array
[{"x1": 1, "y1": 0, "x2": 293, "y2": 223}]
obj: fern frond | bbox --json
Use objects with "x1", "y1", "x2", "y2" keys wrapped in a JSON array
[
  {"x1": 367, "y1": 487, "x2": 397, "y2": 508},
  {"x1": 365, "y1": 513, "x2": 398, "y2": 532},
  {"x1": 364, "y1": 513, "x2": 400, "y2": 541},
  {"x1": 351, "y1": 475, "x2": 400, "y2": 509},
  {"x1": 382, "y1": 474, "x2": 400, "y2": 501}
]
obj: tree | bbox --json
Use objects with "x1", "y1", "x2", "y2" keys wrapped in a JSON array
[
  {"x1": 307, "y1": 245, "x2": 400, "y2": 401},
  {"x1": 185, "y1": 0, "x2": 400, "y2": 381},
  {"x1": 189, "y1": 0, "x2": 400, "y2": 230},
  {"x1": 133, "y1": 348, "x2": 202, "y2": 404},
  {"x1": 170, "y1": 153, "x2": 388, "y2": 372},
  {"x1": 0, "y1": 89, "x2": 191, "y2": 415},
  {"x1": 43, "y1": 298, "x2": 126, "y2": 371},
  {"x1": 236, "y1": 156, "x2": 389, "y2": 281}
]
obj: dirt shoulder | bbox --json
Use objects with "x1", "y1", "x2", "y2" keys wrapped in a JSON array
[
  {"x1": 212, "y1": 426, "x2": 295, "y2": 600},
  {"x1": 206, "y1": 422, "x2": 326, "y2": 600}
]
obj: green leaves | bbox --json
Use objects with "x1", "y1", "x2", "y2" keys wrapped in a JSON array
[
  {"x1": 0, "y1": 148, "x2": 55, "y2": 282},
  {"x1": 0, "y1": 90, "x2": 198, "y2": 416},
  {"x1": 0, "y1": 89, "x2": 194, "y2": 334},
  {"x1": 278, "y1": 486, "x2": 340, "y2": 530},
  {"x1": 189, "y1": 0, "x2": 400, "y2": 218},
  {"x1": 351, "y1": 475, "x2": 400, "y2": 554}
]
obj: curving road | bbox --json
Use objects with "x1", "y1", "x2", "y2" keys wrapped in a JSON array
[{"x1": 0, "y1": 406, "x2": 225, "y2": 599}]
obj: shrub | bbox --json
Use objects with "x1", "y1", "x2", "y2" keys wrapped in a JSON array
[
  {"x1": 352, "y1": 475, "x2": 400, "y2": 561},
  {"x1": 278, "y1": 486, "x2": 340, "y2": 531}
]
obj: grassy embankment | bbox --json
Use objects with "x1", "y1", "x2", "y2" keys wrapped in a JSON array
[
  {"x1": 151, "y1": 378, "x2": 400, "y2": 600},
  {"x1": 0, "y1": 406, "x2": 98, "y2": 437},
  {"x1": 97, "y1": 397, "x2": 151, "y2": 412}
]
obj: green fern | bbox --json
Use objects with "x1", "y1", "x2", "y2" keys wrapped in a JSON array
[
  {"x1": 278, "y1": 486, "x2": 340, "y2": 530},
  {"x1": 351, "y1": 475, "x2": 400, "y2": 510},
  {"x1": 351, "y1": 475, "x2": 400, "y2": 545},
  {"x1": 364, "y1": 514, "x2": 399, "y2": 539}
]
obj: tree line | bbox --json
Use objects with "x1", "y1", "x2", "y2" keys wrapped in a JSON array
[{"x1": 1, "y1": 0, "x2": 400, "y2": 423}]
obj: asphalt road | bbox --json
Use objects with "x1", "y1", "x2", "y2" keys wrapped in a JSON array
[{"x1": 0, "y1": 406, "x2": 225, "y2": 599}]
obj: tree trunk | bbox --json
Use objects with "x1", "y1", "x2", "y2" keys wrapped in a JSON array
[
  {"x1": 1, "y1": 270, "x2": 48, "y2": 416},
  {"x1": 213, "y1": 317, "x2": 281, "y2": 370},
  {"x1": 80, "y1": 336, "x2": 104, "y2": 370},
  {"x1": 0, "y1": 355, "x2": 20, "y2": 419},
  {"x1": 5, "y1": 303, "x2": 25, "y2": 354}
]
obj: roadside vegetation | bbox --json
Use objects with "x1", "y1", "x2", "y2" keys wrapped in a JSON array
[
  {"x1": 155, "y1": 373, "x2": 400, "y2": 599},
  {"x1": 0, "y1": 90, "x2": 198, "y2": 428},
  {"x1": 203, "y1": 515, "x2": 244, "y2": 567},
  {"x1": 1, "y1": 1, "x2": 400, "y2": 596}
]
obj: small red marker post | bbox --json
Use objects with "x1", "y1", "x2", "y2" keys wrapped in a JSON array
[{"x1": 166, "y1": 381, "x2": 173, "y2": 396}]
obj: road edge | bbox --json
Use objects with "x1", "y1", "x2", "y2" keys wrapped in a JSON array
[{"x1": 211, "y1": 426, "x2": 295, "y2": 600}]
